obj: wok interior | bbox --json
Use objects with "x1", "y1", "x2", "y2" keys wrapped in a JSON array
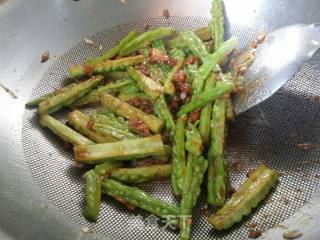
[{"x1": 22, "y1": 16, "x2": 320, "y2": 239}]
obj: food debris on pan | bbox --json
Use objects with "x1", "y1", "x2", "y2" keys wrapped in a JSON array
[{"x1": 41, "y1": 50, "x2": 49, "y2": 63}]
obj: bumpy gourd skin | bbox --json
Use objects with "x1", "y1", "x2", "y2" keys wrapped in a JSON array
[
  {"x1": 70, "y1": 55, "x2": 144, "y2": 79},
  {"x1": 110, "y1": 164, "x2": 172, "y2": 184},
  {"x1": 102, "y1": 179, "x2": 180, "y2": 219},
  {"x1": 39, "y1": 75, "x2": 103, "y2": 114},
  {"x1": 119, "y1": 27, "x2": 176, "y2": 56},
  {"x1": 171, "y1": 115, "x2": 186, "y2": 196},
  {"x1": 100, "y1": 93, "x2": 164, "y2": 133},
  {"x1": 208, "y1": 164, "x2": 279, "y2": 230},
  {"x1": 86, "y1": 30, "x2": 138, "y2": 64},
  {"x1": 73, "y1": 134, "x2": 167, "y2": 164}
]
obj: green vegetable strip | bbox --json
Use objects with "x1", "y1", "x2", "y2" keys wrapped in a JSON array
[
  {"x1": 67, "y1": 110, "x2": 118, "y2": 143},
  {"x1": 94, "y1": 161, "x2": 123, "y2": 177},
  {"x1": 119, "y1": 27, "x2": 176, "y2": 56},
  {"x1": 195, "y1": 26, "x2": 212, "y2": 42},
  {"x1": 152, "y1": 39, "x2": 167, "y2": 54},
  {"x1": 190, "y1": 156, "x2": 208, "y2": 207},
  {"x1": 154, "y1": 95, "x2": 176, "y2": 132},
  {"x1": 221, "y1": 72, "x2": 235, "y2": 121},
  {"x1": 225, "y1": 99, "x2": 235, "y2": 121},
  {"x1": 167, "y1": 27, "x2": 212, "y2": 49},
  {"x1": 184, "y1": 61, "x2": 200, "y2": 84},
  {"x1": 171, "y1": 115, "x2": 186, "y2": 196},
  {"x1": 118, "y1": 92, "x2": 151, "y2": 102},
  {"x1": 180, "y1": 30, "x2": 209, "y2": 62},
  {"x1": 177, "y1": 81, "x2": 234, "y2": 116},
  {"x1": 102, "y1": 179, "x2": 180, "y2": 219},
  {"x1": 152, "y1": 39, "x2": 170, "y2": 78},
  {"x1": 198, "y1": 73, "x2": 217, "y2": 145},
  {"x1": 180, "y1": 154, "x2": 207, "y2": 240},
  {"x1": 73, "y1": 79, "x2": 132, "y2": 107},
  {"x1": 180, "y1": 123, "x2": 206, "y2": 239},
  {"x1": 91, "y1": 113, "x2": 130, "y2": 132},
  {"x1": 86, "y1": 31, "x2": 138, "y2": 64},
  {"x1": 40, "y1": 115, "x2": 94, "y2": 146},
  {"x1": 192, "y1": 37, "x2": 237, "y2": 95},
  {"x1": 180, "y1": 154, "x2": 194, "y2": 240},
  {"x1": 150, "y1": 64, "x2": 167, "y2": 84},
  {"x1": 100, "y1": 93, "x2": 164, "y2": 134},
  {"x1": 208, "y1": 164, "x2": 279, "y2": 230},
  {"x1": 38, "y1": 75, "x2": 103, "y2": 115},
  {"x1": 109, "y1": 164, "x2": 172, "y2": 184},
  {"x1": 92, "y1": 123, "x2": 139, "y2": 140},
  {"x1": 74, "y1": 134, "x2": 166, "y2": 164},
  {"x1": 212, "y1": 0, "x2": 225, "y2": 51},
  {"x1": 207, "y1": 99, "x2": 226, "y2": 206},
  {"x1": 209, "y1": 99, "x2": 226, "y2": 158},
  {"x1": 105, "y1": 71, "x2": 129, "y2": 80},
  {"x1": 185, "y1": 123, "x2": 203, "y2": 157},
  {"x1": 70, "y1": 55, "x2": 144, "y2": 79},
  {"x1": 26, "y1": 83, "x2": 77, "y2": 108},
  {"x1": 92, "y1": 111, "x2": 155, "y2": 139},
  {"x1": 127, "y1": 67, "x2": 163, "y2": 100},
  {"x1": 118, "y1": 82, "x2": 140, "y2": 94},
  {"x1": 84, "y1": 170, "x2": 101, "y2": 222},
  {"x1": 164, "y1": 48, "x2": 186, "y2": 94}
]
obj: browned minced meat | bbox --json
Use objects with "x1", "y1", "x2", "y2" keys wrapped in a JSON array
[
  {"x1": 128, "y1": 118, "x2": 150, "y2": 136},
  {"x1": 83, "y1": 64, "x2": 94, "y2": 77},
  {"x1": 135, "y1": 64, "x2": 150, "y2": 76},
  {"x1": 184, "y1": 56, "x2": 199, "y2": 65},
  {"x1": 173, "y1": 70, "x2": 192, "y2": 95},
  {"x1": 175, "y1": 82, "x2": 192, "y2": 95},
  {"x1": 168, "y1": 95, "x2": 181, "y2": 113},
  {"x1": 167, "y1": 57, "x2": 177, "y2": 67},
  {"x1": 149, "y1": 48, "x2": 177, "y2": 66},
  {"x1": 166, "y1": 69, "x2": 193, "y2": 113},
  {"x1": 149, "y1": 48, "x2": 169, "y2": 64},
  {"x1": 187, "y1": 109, "x2": 201, "y2": 123},
  {"x1": 248, "y1": 230, "x2": 262, "y2": 239},
  {"x1": 173, "y1": 70, "x2": 187, "y2": 83},
  {"x1": 128, "y1": 97, "x2": 154, "y2": 114}
]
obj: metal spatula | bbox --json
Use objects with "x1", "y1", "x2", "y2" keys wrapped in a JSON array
[{"x1": 232, "y1": 23, "x2": 320, "y2": 115}]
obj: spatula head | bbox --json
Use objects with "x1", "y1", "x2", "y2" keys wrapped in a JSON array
[{"x1": 233, "y1": 23, "x2": 320, "y2": 115}]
